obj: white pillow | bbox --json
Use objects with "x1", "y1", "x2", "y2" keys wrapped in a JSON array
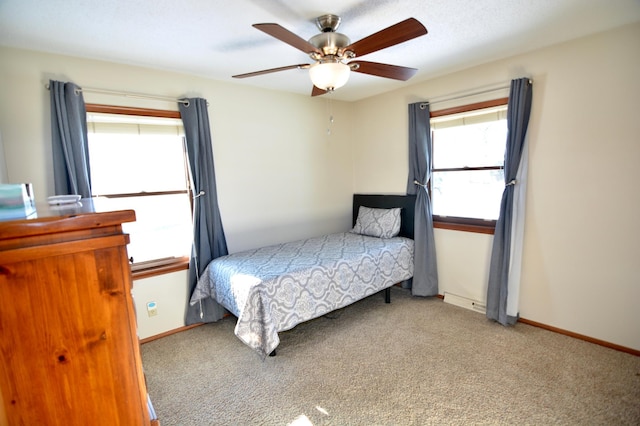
[{"x1": 351, "y1": 206, "x2": 401, "y2": 238}]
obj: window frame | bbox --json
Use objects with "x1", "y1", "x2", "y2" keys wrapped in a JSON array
[
  {"x1": 430, "y1": 97, "x2": 509, "y2": 235},
  {"x1": 85, "y1": 103, "x2": 190, "y2": 279}
]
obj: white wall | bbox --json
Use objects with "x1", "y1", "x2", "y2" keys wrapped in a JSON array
[
  {"x1": 132, "y1": 270, "x2": 189, "y2": 339},
  {"x1": 0, "y1": 47, "x2": 355, "y2": 339},
  {"x1": 352, "y1": 22, "x2": 640, "y2": 351},
  {"x1": 0, "y1": 131, "x2": 7, "y2": 183}
]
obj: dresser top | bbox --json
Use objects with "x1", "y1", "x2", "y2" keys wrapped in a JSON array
[{"x1": 0, "y1": 198, "x2": 135, "y2": 240}]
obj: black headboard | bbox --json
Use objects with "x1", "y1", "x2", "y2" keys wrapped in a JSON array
[{"x1": 352, "y1": 194, "x2": 417, "y2": 239}]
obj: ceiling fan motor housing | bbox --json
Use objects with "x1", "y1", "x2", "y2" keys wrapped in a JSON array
[{"x1": 309, "y1": 32, "x2": 351, "y2": 57}]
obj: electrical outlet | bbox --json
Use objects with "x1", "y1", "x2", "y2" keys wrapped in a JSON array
[{"x1": 146, "y1": 301, "x2": 158, "y2": 317}]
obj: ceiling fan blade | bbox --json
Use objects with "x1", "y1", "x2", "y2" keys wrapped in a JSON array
[
  {"x1": 253, "y1": 23, "x2": 322, "y2": 54},
  {"x1": 350, "y1": 61, "x2": 418, "y2": 81},
  {"x1": 311, "y1": 85, "x2": 328, "y2": 97},
  {"x1": 341, "y1": 18, "x2": 427, "y2": 58},
  {"x1": 233, "y1": 64, "x2": 310, "y2": 78}
]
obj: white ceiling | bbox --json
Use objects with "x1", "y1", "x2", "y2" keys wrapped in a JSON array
[{"x1": 1, "y1": 0, "x2": 639, "y2": 101}]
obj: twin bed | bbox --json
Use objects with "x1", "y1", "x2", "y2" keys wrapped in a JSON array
[{"x1": 190, "y1": 194, "x2": 417, "y2": 358}]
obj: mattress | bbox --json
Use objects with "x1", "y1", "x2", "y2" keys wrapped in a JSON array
[{"x1": 190, "y1": 232, "x2": 414, "y2": 358}]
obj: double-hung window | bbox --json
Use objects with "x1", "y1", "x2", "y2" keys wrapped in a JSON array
[
  {"x1": 86, "y1": 105, "x2": 193, "y2": 273},
  {"x1": 430, "y1": 98, "x2": 508, "y2": 233}
]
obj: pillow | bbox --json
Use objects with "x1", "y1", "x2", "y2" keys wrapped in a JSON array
[{"x1": 351, "y1": 206, "x2": 401, "y2": 238}]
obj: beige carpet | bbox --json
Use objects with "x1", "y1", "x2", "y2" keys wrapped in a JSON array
[{"x1": 141, "y1": 287, "x2": 640, "y2": 425}]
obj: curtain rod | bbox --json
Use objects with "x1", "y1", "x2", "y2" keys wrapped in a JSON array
[
  {"x1": 45, "y1": 83, "x2": 190, "y2": 105},
  {"x1": 420, "y1": 79, "x2": 532, "y2": 109}
]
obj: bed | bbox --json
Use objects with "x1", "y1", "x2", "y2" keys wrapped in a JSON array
[{"x1": 190, "y1": 194, "x2": 417, "y2": 358}]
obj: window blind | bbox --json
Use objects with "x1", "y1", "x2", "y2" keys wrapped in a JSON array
[
  {"x1": 87, "y1": 113, "x2": 184, "y2": 136},
  {"x1": 431, "y1": 105, "x2": 508, "y2": 130}
]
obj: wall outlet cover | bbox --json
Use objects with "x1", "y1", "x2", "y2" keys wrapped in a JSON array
[{"x1": 146, "y1": 301, "x2": 158, "y2": 317}]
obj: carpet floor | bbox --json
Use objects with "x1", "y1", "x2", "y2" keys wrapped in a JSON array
[{"x1": 141, "y1": 287, "x2": 640, "y2": 425}]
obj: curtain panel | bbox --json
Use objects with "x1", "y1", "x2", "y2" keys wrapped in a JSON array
[
  {"x1": 486, "y1": 78, "x2": 533, "y2": 325},
  {"x1": 49, "y1": 80, "x2": 92, "y2": 197},
  {"x1": 407, "y1": 102, "x2": 439, "y2": 296},
  {"x1": 179, "y1": 98, "x2": 229, "y2": 325}
]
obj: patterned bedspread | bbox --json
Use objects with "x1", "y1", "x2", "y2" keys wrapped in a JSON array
[{"x1": 190, "y1": 232, "x2": 414, "y2": 358}]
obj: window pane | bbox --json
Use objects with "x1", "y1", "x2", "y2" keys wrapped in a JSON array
[
  {"x1": 433, "y1": 120, "x2": 507, "y2": 169},
  {"x1": 88, "y1": 134, "x2": 187, "y2": 195},
  {"x1": 432, "y1": 170, "x2": 504, "y2": 220},
  {"x1": 86, "y1": 110, "x2": 192, "y2": 264},
  {"x1": 104, "y1": 195, "x2": 192, "y2": 263}
]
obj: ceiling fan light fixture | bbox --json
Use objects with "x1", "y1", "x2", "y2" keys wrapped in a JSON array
[{"x1": 309, "y1": 62, "x2": 350, "y2": 91}]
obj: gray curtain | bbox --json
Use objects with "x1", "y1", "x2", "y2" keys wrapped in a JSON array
[
  {"x1": 486, "y1": 78, "x2": 533, "y2": 325},
  {"x1": 179, "y1": 98, "x2": 229, "y2": 325},
  {"x1": 49, "y1": 80, "x2": 92, "y2": 197},
  {"x1": 406, "y1": 102, "x2": 438, "y2": 296}
]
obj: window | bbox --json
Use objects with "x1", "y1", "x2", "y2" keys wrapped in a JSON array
[
  {"x1": 430, "y1": 98, "x2": 508, "y2": 233},
  {"x1": 86, "y1": 105, "x2": 192, "y2": 272}
]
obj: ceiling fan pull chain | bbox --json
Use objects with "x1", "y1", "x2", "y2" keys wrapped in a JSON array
[{"x1": 326, "y1": 95, "x2": 334, "y2": 136}]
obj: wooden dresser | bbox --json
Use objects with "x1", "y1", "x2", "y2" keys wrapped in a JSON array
[{"x1": 0, "y1": 199, "x2": 153, "y2": 425}]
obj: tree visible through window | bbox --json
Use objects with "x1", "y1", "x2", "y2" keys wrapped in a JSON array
[
  {"x1": 430, "y1": 98, "x2": 508, "y2": 233},
  {"x1": 86, "y1": 105, "x2": 192, "y2": 269}
]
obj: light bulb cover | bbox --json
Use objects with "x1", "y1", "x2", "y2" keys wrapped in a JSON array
[{"x1": 309, "y1": 62, "x2": 350, "y2": 91}]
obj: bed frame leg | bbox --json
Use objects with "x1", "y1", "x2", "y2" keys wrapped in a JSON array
[{"x1": 385, "y1": 288, "x2": 391, "y2": 304}]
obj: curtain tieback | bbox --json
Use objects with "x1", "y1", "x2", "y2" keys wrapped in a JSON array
[
  {"x1": 506, "y1": 179, "x2": 517, "y2": 187},
  {"x1": 413, "y1": 179, "x2": 429, "y2": 189},
  {"x1": 193, "y1": 190, "x2": 205, "y2": 199}
]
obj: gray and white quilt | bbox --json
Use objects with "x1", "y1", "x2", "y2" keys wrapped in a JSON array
[{"x1": 190, "y1": 232, "x2": 414, "y2": 358}]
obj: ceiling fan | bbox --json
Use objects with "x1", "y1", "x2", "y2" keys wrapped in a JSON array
[{"x1": 232, "y1": 14, "x2": 428, "y2": 96}]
